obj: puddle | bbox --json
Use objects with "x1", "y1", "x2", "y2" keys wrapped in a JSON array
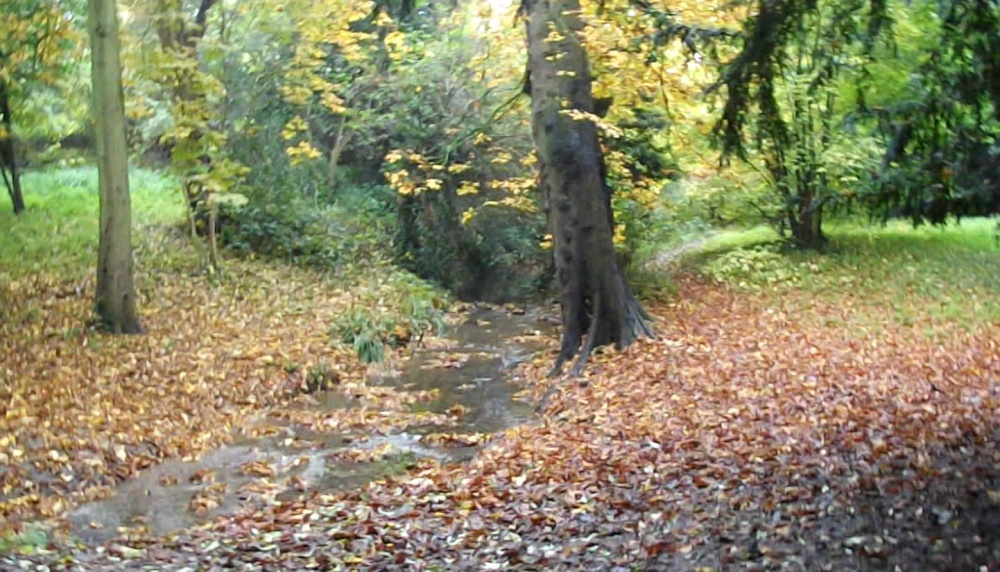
[{"x1": 65, "y1": 306, "x2": 554, "y2": 544}]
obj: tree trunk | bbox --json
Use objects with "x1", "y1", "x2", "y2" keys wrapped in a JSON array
[
  {"x1": 0, "y1": 82, "x2": 25, "y2": 214},
  {"x1": 89, "y1": 0, "x2": 142, "y2": 334},
  {"x1": 790, "y1": 194, "x2": 825, "y2": 249},
  {"x1": 524, "y1": 0, "x2": 652, "y2": 375}
]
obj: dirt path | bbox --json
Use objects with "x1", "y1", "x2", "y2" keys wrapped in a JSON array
[{"x1": 642, "y1": 233, "x2": 716, "y2": 272}]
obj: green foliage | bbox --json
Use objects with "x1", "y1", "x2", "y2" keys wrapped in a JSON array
[
  {"x1": 331, "y1": 282, "x2": 447, "y2": 363},
  {"x1": 220, "y1": 188, "x2": 393, "y2": 272},
  {"x1": 714, "y1": 0, "x2": 891, "y2": 247},
  {"x1": 703, "y1": 243, "x2": 807, "y2": 288},
  {"x1": 605, "y1": 106, "x2": 680, "y2": 263},
  {"x1": 304, "y1": 361, "x2": 339, "y2": 392},
  {"x1": 863, "y1": 0, "x2": 1000, "y2": 224},
  {"x1": 0, "y1": 524, "x2": 49, "y2": 555}
]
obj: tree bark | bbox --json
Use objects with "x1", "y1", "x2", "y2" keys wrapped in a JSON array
[
  {"x1": 0, "y1": 82, "x2": 25, "y2": 214},
  {"x1": 89, "y1": 0, "x2": 142, "y2": 334},
  {"x1": 790, "y1": 194, "x2": 826, "y2": 249},
  {"x1": 524, "y1": 0, "x2": 651, "y2": 375}
]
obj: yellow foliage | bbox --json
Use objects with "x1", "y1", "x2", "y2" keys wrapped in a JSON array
[
  {"x1": 457, "y1": 181, "x2": 480, "y2": 196},
  {"x1": 0, "y1": 2, "x2": 77, "y2": 95},
  {"x1": 286, "y1": 141, "x2": 322, "y2": 165}
]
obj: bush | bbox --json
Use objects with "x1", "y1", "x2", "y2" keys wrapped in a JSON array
[
  {"x1": 219, "y1": 189, "x2": 393, "y2": 271},
  {"x1": 703, "y1": 244, "x2": 814, "y2": 288},
  {"x1": 330, "y1": 282, "x2": 447, "y2": 363}
]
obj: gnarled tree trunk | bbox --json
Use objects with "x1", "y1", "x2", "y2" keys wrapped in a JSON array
[
  {"x1": 524, "y1": 0, "x2": 652, "y2": 375},
  {"x1": 89, "y1": 0, "x2": 142, "y2": 334}
]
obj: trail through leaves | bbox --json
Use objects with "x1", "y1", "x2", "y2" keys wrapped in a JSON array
[{"x1": 7, "y1": 275, "x2": 1000, "y2": 570}]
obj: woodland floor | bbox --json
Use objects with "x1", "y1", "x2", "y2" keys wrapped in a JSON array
[
  {"x1": 4, "y1": 253, "x2": 1000, "y2": 570},
  {"x1": 2, "y1": 178, "x2": 999, "y2": 571}
]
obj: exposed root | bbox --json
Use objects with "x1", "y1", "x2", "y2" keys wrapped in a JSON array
[{"x1": 570, "y1": 290, "x2": 601, "y2": 377}]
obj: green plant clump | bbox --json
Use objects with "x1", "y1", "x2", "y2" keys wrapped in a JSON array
[
  {"x1": 703, "y1": 243, "x2": 811, "y2": 288},
  {"x1": 331, "y1": 287, "x2": 447, "y2": 363}
]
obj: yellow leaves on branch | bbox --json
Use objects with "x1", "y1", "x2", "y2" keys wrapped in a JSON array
[
  {"x1": 560, "y1": 109, "x2": 623, "y2": 138},
  {"x1": 282, "y1": 116, "x2": 309, "y2": 140},
  {"x1": 0, "y1": 1, "x2": 77, "y2": 91},
  {"x1": 574, "y1": 0, "x2": 741, "y2": 110},
  {"x1": 286, "y1": 141, "x2": 322, "y2": 165},
  {"x1": 277, "y1": 0, "x2": 382, "y2": 164}
]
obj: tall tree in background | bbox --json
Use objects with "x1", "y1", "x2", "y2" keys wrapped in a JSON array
[
  {"x1": 714, "y1": 0, "x2": 890, "y2": 248},
  {"x1": 524, "y1": 0, "x2": 652, "y2": 375},
  {"x1": 88, "y1": 0, "x2": 142, "y2": 333},
  {"x1": 869, "y1": 0, "x2": 1000, "y2": 223}
]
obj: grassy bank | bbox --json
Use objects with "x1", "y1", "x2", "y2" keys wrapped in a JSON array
[
  {"x1": 0, "y1": 167, "x2": 184, "y2": 281},
  {"x1": 683, "y1": 218, "x2": 1000, "y2": 332}
]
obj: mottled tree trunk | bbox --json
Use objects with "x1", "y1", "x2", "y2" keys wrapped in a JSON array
[
  {"x1": 89, "y1": 0, "x2": 142, "y2": 334},
  {"x1": 524, "y1": 0, "x2": 651, "y2": 375},
  {"x1": 0, "y1": 82, "x2": 25, "y2": 214}
]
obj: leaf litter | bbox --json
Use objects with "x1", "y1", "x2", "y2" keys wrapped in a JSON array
[
  {"x1": 5, "y1": 275, "x2": 1000, "y2": 571},
  {"x1": 0, "y1": 249, "x2": 464, "y2": 531}
]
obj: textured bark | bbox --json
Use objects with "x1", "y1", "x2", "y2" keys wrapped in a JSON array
[
  {"x1": 524, "y1": 0, "x2": 651, "y2": 375},
  {"x1": 89, "y1": 0, "x2": 142, "y2": 334},
  {"x1": 0, "y1": 82, "x2": 25, "y2": 214}
]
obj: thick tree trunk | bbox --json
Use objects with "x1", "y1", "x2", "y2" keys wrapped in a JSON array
[
  {"x1": 89, "y1": 0, "x2": 142, "y2": 334},
  {"x1": 524, "y1": 0, "x2": 651, "y2": 375},
  {"x1": 0, "y1": 83, "x2": 25, "y2": 214}
]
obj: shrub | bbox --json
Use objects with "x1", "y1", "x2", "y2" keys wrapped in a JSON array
[
  {"x1": 331, "y1": 285, "x2": 447, "y2": 363},
  {"x1": 703, "y1": 244, "x2": 812, "y2": 288}
]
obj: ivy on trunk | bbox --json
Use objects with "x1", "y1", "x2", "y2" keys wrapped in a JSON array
[{"x1": 523, "y1": 0, "x2": 652, "y2": 376}]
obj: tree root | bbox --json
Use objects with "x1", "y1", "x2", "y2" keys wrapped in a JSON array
[{"x1": 570, "y1": 289, "x2": 601, "y2": 377}]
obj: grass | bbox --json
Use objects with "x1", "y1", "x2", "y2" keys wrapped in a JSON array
[
  {"x1": 0, "y1": 166, "x2": 184, "y2": 281},
  {"x1": 680, "y1": 218, "x2": 1000, "y2": 332}
]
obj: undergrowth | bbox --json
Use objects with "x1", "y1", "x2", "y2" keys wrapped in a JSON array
[{"x1": 1, "y1": 167, "x2": 451, "y2": 350}]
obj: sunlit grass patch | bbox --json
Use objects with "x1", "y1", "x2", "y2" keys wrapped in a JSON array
[
  {"x1": 685, "y1": 218, "x2": 1000, "y2": 330},
  {"x1": 0, "y1": 166, "x2": 184, "y2": 281}
]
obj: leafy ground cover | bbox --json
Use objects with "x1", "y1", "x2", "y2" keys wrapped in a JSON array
[
  {"x1": 6, "y1": 219, "x2": 998, "y2": 570},
  {"x1": 0, "y1": 168, "x2": 454, "y2": 532},
  {"x1": 693, "y1": 219, "x2": 1000, "y2": 333}
]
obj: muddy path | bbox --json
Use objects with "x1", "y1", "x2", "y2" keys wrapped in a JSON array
[{"x1": 63, "y1": 305, "x2": 555, "y2": 545}]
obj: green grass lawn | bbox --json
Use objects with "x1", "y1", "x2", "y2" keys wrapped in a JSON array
[
  {"x1": 684, "y1": 218, "x2": 1000, "y2": 331},
  {"x1": 0, "y1": 167, "x2": 184, "y2": 281}
]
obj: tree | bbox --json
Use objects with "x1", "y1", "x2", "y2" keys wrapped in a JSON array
[
  {"x1": 523, "y1": 0, "x2": 652, "y2": 375},
  {"x1": 713, "y1": 0, "x2": 890, "y2": 248},
  {"x1": 0, "y1": 0, "x2": 75, "y2": 214},
  {"x1": 868, "y1": 0, "x2": 1000, "y2": 224},
  {"x1": 120, "y1": 0, "x2": 246, "y2": 271},
  {"x1": 89, "y1": 0, "x2": 142, "y2": 333}
]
